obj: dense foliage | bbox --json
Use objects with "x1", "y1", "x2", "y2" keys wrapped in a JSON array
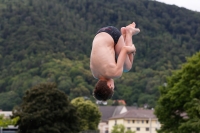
[
  {"x1": 0, "y1": 0, "x2": 200, "y2": 110},
  {"x1": 155, "y1": 52, "x2": 200, "y2": 133},
  {"x1": 0, "y1": 115, "x2": 18, "y2": 127},
  {"x1": 12, "y1": 83, "x2": 80, "y2": 133},
  {"x1": 71, "y1": 97, "x2": 101, "y2": 131}
]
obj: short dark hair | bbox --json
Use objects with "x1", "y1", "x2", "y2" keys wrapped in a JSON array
[{"x1": 93, "y1": 80, "x2": 114, "y2": 101}]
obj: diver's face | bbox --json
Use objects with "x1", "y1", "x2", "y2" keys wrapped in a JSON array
[{"x1": 107, "y1": 79, "x2": 115, "y2": 90}]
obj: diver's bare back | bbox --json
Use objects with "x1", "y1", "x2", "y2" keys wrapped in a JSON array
[{"x1": 90, "y1": 32, "x2": 117, "y2": 79}]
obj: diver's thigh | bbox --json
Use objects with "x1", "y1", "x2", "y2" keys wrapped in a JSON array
[{"x1": 114, "y1": 36, "x2": 126, "y2": 56}]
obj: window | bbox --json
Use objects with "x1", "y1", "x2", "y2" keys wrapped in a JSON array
[
  {"x1": 132, "y1": 120, "x2": 135, "y2": 123},
  {"x1": 128, "y1": 120, "x2": 130, "y2": 123},
  {"x1": 146, "y1": 120, "x2": 149, "y2": 124},
  {"x1": 146, "y1": 127, "x2": 149, "y2": 131},
  {"x1": 142, "y1": 120, "x2": 144, "y2": 123},
  {"x1": 105, "y1": 130, "x2": 108, "y2": 133},
  {"x1": 137, "y1": 120, "x2": 140, "y2": 123},
  {"x1": 115, "y1": 120, "x2": 117, "y2": 125},
  {"x1": 136, "y1": 127, "x2": 140, "y2": 131}
]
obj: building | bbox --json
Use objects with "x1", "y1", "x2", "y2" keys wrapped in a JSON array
[
  {"x1": 108, "y1": 109, "x2": 160, "y2": 133},
  {"x1": 0, "y1": 111, "x2": 12, "y2": 118},
  {"x1": 0, "y1": 111, "x2": 17, "y2": 133},
  {"x1": 98, "y1": 106, "x2": 160, "y2": 133},
  {"x1": 0, "y1": 126, "x2": 17, "y2": 133},
  {"x1": 98, "y1": 106, "x2": 136, "y2": 133},
  {"x1": 98, "y1": 106, "x2": 127, "y2": 133}
]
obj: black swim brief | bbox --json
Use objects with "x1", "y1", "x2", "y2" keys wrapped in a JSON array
[{"x1": 96, "y1": 26, "x2": 121, "y2": 45}]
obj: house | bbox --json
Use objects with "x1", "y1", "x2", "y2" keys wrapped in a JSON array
[
  {"x1": 98, "y1": 106, "x2": 127, "y2": 133},
  {"x1": 0, "y1": 126, "x2": 17, "y2": 133},
  {"x1": 98, "y1": 106, "x2": 160, "y2": 133},
  {"x1": 108, "y1": 109, "x2": 160, "y2": 133},
  {"x1": 0, "y1": 111, "x2": 12, "y2": 118},
  {"x1": 98, "y1": 106, "x2": 136, "y2": 133}
]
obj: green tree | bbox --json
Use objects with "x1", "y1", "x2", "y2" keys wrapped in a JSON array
[
  {"x1": 0, "y1": 115, "x2": 19, "y2": 127},
  {"x1": 111, "y1": 124, "x2": 135, "y2": 133},
  {"x1": 12, "y1": 82, "x2": 80, "y2": 133},
  {"x1": 155, "y1": 52, "x2": 200, "y2": 133},
  {"x1": 71, "y1": 97, "x2": 101, "y2": 131}
]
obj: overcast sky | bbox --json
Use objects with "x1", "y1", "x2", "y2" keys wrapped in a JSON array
[{"x1": 155, "y1": 0, "x2": 200, "y2": 12}]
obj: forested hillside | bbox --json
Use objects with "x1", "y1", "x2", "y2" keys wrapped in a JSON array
[{"x1": 0, "y1": 0, "x2": 200, "y2": 110}]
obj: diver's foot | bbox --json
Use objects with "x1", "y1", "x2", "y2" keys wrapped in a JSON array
[{"x1": 126, "y1": 22, "x2": 140, "y2": 35}]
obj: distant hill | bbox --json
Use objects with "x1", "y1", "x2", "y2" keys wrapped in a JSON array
[{"x1": 0, "y1": 0, "x2": 200, "y2": 110}]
